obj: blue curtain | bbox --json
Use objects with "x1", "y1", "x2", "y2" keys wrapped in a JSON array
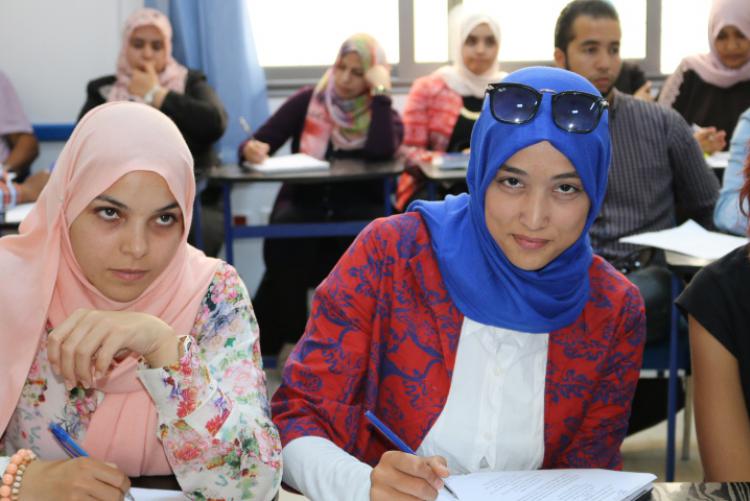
[{"x1": 146, "y1": 0, "x2": 269, "y2": 162}]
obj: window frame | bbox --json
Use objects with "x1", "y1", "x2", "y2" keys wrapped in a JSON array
[{"x1": 261, "y1": 0, "x2": 667, "y2": 94}]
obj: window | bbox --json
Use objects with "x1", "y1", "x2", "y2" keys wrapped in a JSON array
[
  {"x1": 248, "y1": 0, "x2": 400, "y2": 66},
  {"x1": 660, "y1": 0, "x2": 711, "y2": 74},
  {"x1": 246, "y1": 0, "x2": 714, "y2": 85}
]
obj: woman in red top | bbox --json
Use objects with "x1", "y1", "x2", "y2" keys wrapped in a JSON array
[{"x1": 272, "y1": 67, "x2": 645, "y2": 501}]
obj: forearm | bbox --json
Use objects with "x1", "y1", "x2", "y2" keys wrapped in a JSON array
[
  {"x1": 362, "y1": 96, "x2": 401, "y2": 160},
  {"x1": 3, "y1": 133, "x2": 38, "y2": 173},
  {"x1": 138, "y1": 338, "x2": 281, "y2": 500},
  {"x1": 283, "y1": 436, "x2": 371, "y2": 501}
]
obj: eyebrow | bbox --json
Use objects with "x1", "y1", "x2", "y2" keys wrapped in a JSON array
[
  {"x1": 94, "y1": 195, "x2": 179, "y2": 212},
  {"x1": 500, "y1": 165, "x2": 581, "y2": 181}
]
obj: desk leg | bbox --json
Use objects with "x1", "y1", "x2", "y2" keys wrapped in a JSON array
[
  {"x1": 666, "y1": 274, "x2": 680, "y2": 482},
  {"x1": 383, "y1": 177, "x2": 394, "y2": 216},
  {"x1": 222, "y1": 182, "x2": 234, "y2": 265},
  {"x1": 427, "y1": 181, "x2": 437, "y2": 201}
]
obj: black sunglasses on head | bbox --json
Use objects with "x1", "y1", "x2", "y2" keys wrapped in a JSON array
[{"x1": 486, "y1": 82, "x2": 609, "y2": 134}]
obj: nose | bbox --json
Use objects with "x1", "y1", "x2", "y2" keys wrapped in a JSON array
[
  {"x1": 121, "y1": 222, "x2": 149, "y2": 259},
  {"x1": 142, "y1": 44, "x2": 153, "y2": 59},
  {"x1": 520, "y1": 190, "x2": 550, "y2": 231}
]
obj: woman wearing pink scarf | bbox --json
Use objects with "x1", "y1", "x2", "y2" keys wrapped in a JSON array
[
  {"x1": 0, "y1": 102, "x2": 281, "y2": 500},
  {"x1": 659, "y1": 0, "x2": 750, "y2": 154},
  {"x1": 78, "y1": 8, "x2": 226, "y2": 173}
]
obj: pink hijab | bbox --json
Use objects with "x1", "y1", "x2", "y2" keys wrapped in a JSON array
[
  {"x1": 0, "y1": 101, "x2": 220, "y2": 476},
  {"x1": 660, "y1": 0, "x2": 750, "y2": 106},
  {"x1": 108, "y1": 8, "x2": 188, "y2": 103}
]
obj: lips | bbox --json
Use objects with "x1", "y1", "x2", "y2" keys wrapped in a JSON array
[
  {"x1": 512, "y1": 234, "x2": 550, "y2": 250},
  {"x1": 110, "y1": 269, "x2": 148, "y2": 282}
]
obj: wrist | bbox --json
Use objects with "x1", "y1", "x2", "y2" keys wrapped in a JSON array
[
  {"x1": 145, "y1": 331, "x2": 180, "y2": 368},
  {"x1": 143, "y1": 84, "x2": 163, "y2": 106},
  {"x1": 370, "y1": 83, "x2": 391, "y2": 97}
]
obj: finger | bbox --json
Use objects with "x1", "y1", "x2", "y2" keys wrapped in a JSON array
[
  {"x1": 90, "y1": 461, "x2": 131, "y2": 496},
  {"x1": 48, "y1": 309, "x2": 90, "y2": 377},
  {"x1": 425, "y1": 456, "x2": 450, "y2": 478},
  {"x1": 74, "y1": 321, "x2": 115, "y2": 387},
  {"x1": 94, "y1": 333, "x2": 131, "y2": 378},
  {"x1": 392, "y1": 454, "x2": 443, "y2": 491},
  {"x1": 59, "y1": 312, "x2": 101, "y2": 388},
  {"x1": 371, "y1": 484, "x2": 427, "y2": 501}
]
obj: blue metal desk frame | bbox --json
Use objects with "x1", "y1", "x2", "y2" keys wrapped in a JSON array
[{"x1": 210, "y1": 159, "x2": 403, "y2": 265}]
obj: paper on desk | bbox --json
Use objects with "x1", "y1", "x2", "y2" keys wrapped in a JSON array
[
  {"x1": 706, "y1": 151, "x2": 729, "y2": 169},
  {"x1": 435, "y1": 469, "x2": 655, "y2": 501},
  {"x1": 432, "y1": 152, "x2": 470, "y2": 170},
  {"x1": 4, "y1": 202, "x2": 33, "y2": 224},
  {"x1": 242, "y1": 153, "x2": 330, "y2": 173},
  {"x1": 131, "y1": 488, "x2": 187, "y2": 500},
  {"x1": 619, "y1": 220, "x2": 747, "y2": 260}
]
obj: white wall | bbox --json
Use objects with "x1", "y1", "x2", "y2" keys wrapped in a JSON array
[
  {"x1": 0, "y1": 0, "x2": 144, "y2": 171},
  {"x1": 0, "y1": 1, "x2": 408, "y2": 294}
]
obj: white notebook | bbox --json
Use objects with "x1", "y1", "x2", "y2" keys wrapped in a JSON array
[
  {"x1": 130, "y1": 488, "x2": 187, "y2": 500},
  {"x1": 242, "y1": 153, "x2": 330, "y2": 174},
  {"x1": 436, "y1": 469, "x2": 655, "y2": 501}
]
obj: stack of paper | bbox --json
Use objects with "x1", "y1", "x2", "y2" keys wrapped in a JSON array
[
  {"x1": 131, "y1": 488, "x2": 187, "y2": 500},
  {"x1": 242, "y1": 153, "x2": 330, "y2": 174},
  {"x1": 436, "y1": 469, "x2": 656, "y2": 501},
  {"x1": 619, "y1": 220, "x2": 747, "y2": 260}
]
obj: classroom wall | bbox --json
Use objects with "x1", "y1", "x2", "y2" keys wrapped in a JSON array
[{"x1": 0, "y1": 0, "x2": 407, "y2": 294}]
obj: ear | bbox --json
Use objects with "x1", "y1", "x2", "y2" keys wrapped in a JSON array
[{"x1": 553, "y1": 48, "x2": 567, "y2": 68}]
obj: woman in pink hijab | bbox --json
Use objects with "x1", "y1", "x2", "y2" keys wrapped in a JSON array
[
  {"x1": 659, "y1": 0, "x2": 750, "y2": 154},
  {"x1": 0, "y1": 102, "x2": 281, "y2": 500},
  {"x1": 78, "y1": 8, "x2": 226, "y2": 173}
]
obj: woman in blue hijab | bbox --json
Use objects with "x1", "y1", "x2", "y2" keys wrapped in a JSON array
[{"x1": 272, "y1": 67, "x2": 646, "y2": 501}]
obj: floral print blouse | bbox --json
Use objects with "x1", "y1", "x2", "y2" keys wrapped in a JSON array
[{"x1": 1, "y1": 263, "x2": 282, "y2": 501}]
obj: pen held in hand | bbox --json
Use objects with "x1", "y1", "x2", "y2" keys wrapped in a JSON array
[
  {"x1": 48, "y1": 423, "x2": 136, "y2": 501},
  {"x1": 365, "y1": 410, "x2": 460, "y2": 500}
]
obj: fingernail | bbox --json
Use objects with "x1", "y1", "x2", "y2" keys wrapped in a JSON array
[{"x1": 64, "y1": 380, "x2": 73, "y2": 391}]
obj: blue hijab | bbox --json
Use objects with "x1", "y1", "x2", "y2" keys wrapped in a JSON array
[{"x1": 409, "y1": 67, "x2": 611, "y2": 333}]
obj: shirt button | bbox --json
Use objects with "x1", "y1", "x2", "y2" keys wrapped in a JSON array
[
  {"x1": 484, "y1": 432, "x2": 492, "y2": 441},
  {"x1": 494, "y1": 367, "x2": 502, "y2": 377}
]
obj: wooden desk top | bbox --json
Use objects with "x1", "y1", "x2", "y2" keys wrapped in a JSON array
[{"x1": 208, "y1": 158, "x2": 404, "y2": 184}]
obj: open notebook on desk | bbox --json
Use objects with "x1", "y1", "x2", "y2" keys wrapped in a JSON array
[
  {"x1": 242, "y1": 153, "x2": 330, "y2": 174},
  {"x1": 436, "y1": 469, "x2": 656, "y2": 501}
]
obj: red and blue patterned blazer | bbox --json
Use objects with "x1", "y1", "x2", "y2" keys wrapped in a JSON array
[{"x1": 271, "y1": 212, "x2": 646, "y2": 470}]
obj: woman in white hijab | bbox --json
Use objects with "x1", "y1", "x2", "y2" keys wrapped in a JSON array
[{"x1": 395, "y1": 4, "x2": 507, "y2": 210}]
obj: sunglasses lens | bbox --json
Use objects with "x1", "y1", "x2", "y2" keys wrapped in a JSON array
[
  {"x1": 491, "y1": 86, "x2": 539, "y2": 124},
  {"x1": 554, "y1": 93, "x2": 601, "y2": 132}
]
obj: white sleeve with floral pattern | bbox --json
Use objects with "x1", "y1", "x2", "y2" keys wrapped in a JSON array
[{"x1": 137, "y1": 263, "x2": 282, "y2": 501}]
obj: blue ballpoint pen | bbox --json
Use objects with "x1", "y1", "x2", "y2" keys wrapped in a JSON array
[
  {"x1": 365, "y1": 410, "x2": 459, "y2": 500},
  {"x1": 49, "y1": 423, "x2": 136, "y2": 501}
]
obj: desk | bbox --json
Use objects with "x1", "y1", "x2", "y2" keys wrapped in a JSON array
[
  {"x1": 0, "y1": 203, "x2": 33, "y2": 233},
  {"x1": 417, "y1": 162, "x2": 467, "y2": 200},
  {"x1": 208, "y1": 158, "x2": 403, "y2": 265}
]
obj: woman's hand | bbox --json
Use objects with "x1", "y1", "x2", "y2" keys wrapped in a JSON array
[
  {"x1": 370, "y1": 451, "x2": 449, "y2": 501},
  {"x1": 365, "y1": 65, "x2": 392, "y2": 94},
  {"x1": 242, "y1": 139, "x2": 270, "y2": 164},
  {"x1": 128, "y1": 62, "x2": 160, "y2": 98},
  {"x1": 694, "y1": 126, "x2": 727, "y2": 155},
  {"x1": 47, "y1": 309, "x2": 179, "y2": 389},
  {"x1": 20, "y1": 458, "x2": 131, "y2": 501}
]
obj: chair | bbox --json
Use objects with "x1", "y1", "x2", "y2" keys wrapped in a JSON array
[{"x1": 639, "y1": 273, "x2": 692, "y2": 482}]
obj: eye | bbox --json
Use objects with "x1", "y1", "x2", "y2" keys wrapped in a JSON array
[
  {"x1": 96, "y1": 207, "x2": 120, "y2": 221},
  {"x1": 499, "y1": 177, "x2": 523, "y2": 189},
  {"x1": 131, "y1": 39, "x2": 145, "y2": 49},
  {"x1": 151, "y1": 41, "x2": 164, "y2": 51},
  {"x1": 485, "y1": 36, "x2": 497, "y2": 47},
  {"x1": 155, "y1": 213, "x2": 178, "y2": 226},
  {"x1": 352, "y1": 69, "x2": 364, "y2": 78},
  {"x1": 465, "y1": 36, "x2": 477, "y2": 47},
  {"x1": 609, "y1": 45, "x2": 620, "y2": 55},
  {"x1": 556, "y1": 183, "x2": 582, "y2": 195}
]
